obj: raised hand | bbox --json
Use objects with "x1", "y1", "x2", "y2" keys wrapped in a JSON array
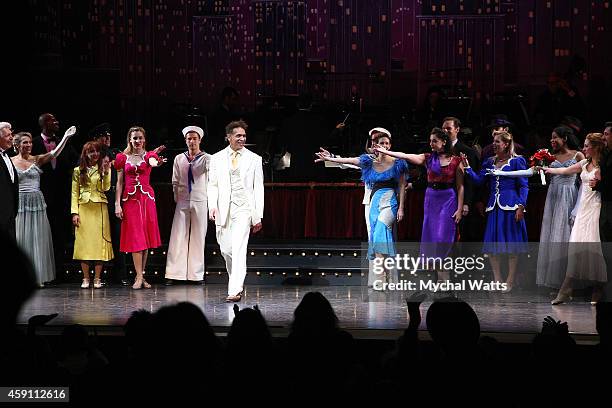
[
  {"x1": 153, "y1": 145, "x2": 166, "y2": 155},
  {"x1": 541, "y1": 315, "x2": 569, "y2": 336},
  {"x1": 314, "y1": 147, "x2": 332, "y2": 163},
  {"x1": 64, "y1": 126, "x2": 77, "y2": 138}
]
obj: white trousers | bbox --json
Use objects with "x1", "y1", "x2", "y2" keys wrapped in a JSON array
[
  {"x1": 165, "y1": 200, "x2": 208, "y2": 281},
  {"x1": 216, "y1": 202, "x2": 252, "y2": 296}
]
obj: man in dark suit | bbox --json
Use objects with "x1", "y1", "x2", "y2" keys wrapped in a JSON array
[
  {"x1": 31, "y1": 113, "x2": 79, "y2": 281},
  {"x1": 0, "y1": 122, "x2": 18, "y2": 239},
  {"x1": 90, "y1": 123, "x2": 129, "y2": 286},
  {"x1": 592, "y1": 123, "x2": 612, "y2": 300},
  {"x1": 442, "y1": 116, "x2": 483, "y2": 242}
]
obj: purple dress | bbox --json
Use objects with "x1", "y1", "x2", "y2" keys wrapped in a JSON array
[{"x1": 420, "y1": 153, "x2": 462, "y2": 258}]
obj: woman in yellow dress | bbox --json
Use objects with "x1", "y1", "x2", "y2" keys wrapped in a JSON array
[{"x1": 71, "y1": 142, "x2": 114, "y2": 288}]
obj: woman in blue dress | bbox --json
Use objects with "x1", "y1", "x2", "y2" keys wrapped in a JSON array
[
  {"x1": 315, "y1": 131, "x2": 408, "y2": 283},
  {"x1": 489, "y1": 126, "x2": 584, "y2": 291},
  {"x1": 461, "y1": 131, "x2": 529, "y2": 293}
]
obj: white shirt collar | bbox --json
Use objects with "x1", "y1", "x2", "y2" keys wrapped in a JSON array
[{"x1": 451, "y1": 139, "x2": 458, "y2": 147}]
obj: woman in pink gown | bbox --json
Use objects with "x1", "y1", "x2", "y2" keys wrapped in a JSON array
[{"x1": 114, "y1": 126, "x2": 165, "y2": 289}]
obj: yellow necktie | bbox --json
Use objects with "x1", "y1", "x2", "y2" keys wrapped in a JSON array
[{"x1": 231, "y1": 151, "x2": 239, "y2": 169}]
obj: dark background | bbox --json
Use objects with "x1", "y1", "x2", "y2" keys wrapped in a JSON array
[{"x1": 1, "y1": 0, "x2": 611, "y2": 179}]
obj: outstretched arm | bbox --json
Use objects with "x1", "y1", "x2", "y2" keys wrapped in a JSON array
[
  {"x1": 36, "y1": 126, "x2": 76, "y2": 166},
  {"x1": 545, "y1": 162, "x2": 582, "y2": 175},
  {"x1": 314, "y1": 148, "x2": 360, "y2": 166},
  {"x1": 373, "y1": 146, "x2": 425, "y2": 166}
]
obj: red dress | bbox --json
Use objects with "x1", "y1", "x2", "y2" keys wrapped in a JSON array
[{"x1": 114, "y1": 152, "x2": 162, "y2": 253}]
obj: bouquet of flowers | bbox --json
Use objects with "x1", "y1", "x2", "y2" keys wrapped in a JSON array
[{"x1": 529, "y1": 149, "x2": 556, "y2": 185}]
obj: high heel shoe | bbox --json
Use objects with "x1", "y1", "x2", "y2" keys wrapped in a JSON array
[
  {"x1": 132, "y1": 277, "x2": 143, "y2": 290},
  {"x1": 551, "y1": 291, "x2": 572, "y2": 305},
  {"x1": 591, "y1": 286, "x2": 603, "y2": 305},
  {"x1": 225, "y1": 290, "x2": 244, "y2": 303},
  {"x1": 93, "y1": 278, "x2": 102, "y2": 289},
  {"x1": 142, "y1": 278, "x2": 151, "y2": 289},
  {"x1": 81, "y1": 279, "x2": 90, "y2": 289}
]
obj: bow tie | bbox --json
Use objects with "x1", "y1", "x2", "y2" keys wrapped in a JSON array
[{"x1": 46, "y1": 136, "x2": 57, "y2": 143}]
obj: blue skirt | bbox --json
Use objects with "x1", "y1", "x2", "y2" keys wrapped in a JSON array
[
  {"x1": 483, "y1": 207, "x2": 528, "y2": 254},
  {"x1": 368, "y1": 188, "x2": 398, "y2": 259}
]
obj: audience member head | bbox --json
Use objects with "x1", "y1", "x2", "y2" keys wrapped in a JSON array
[
  {"x1": 426, "y1": 297, "x2": 480, "y2": 351},
  {"x1": 291, "y1": 292, "x2": 339, "y2": 338}
]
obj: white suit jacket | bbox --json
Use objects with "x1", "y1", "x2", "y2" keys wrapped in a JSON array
[{"x1": 207, "y1": 145, "x2": 264, "y2": 227}]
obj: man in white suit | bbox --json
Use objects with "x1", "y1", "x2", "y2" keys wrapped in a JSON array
[
  {"x1": 208, "y1": 120, "x2": 264, "y2": 302},
  {"x1": 165, "y1": 126, "x2": 211, "y2": 285}
]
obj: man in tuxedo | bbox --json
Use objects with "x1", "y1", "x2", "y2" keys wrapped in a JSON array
[
  {"x1": 90, "y1": 123, "x2": 129, "y2": 286},
  {"x1": 592, "y1": 123, "x2": 612, "y2": 299},
  {"x1": 31, "y1": 113, "x2": 78, "y2": 281},
  {"x1": 208, "y1": 120, "x2": 264, "y2": 302},
  {"x1": 0, "y1": 122, "x2": 18, "y2": 239},
  {"x1": 442, "y1": 116, "x2": 483, "y2": 242}
]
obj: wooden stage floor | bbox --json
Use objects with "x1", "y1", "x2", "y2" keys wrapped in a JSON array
[{"x1": 18, "y1": 283, "x2": 599, "y2": 341}]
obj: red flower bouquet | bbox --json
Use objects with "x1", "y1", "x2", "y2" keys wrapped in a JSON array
[{"x1": 529, "y1": 149, "x2": 556, "y2": 185}]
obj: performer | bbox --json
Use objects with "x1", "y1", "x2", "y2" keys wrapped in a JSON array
[
  {"x1": 165, "y1": 126, "x2": 210, "y2": 285},
  {"x1": 442, "y1": 117, "x2": 481, "y2": 241},
  {"x1": 208, "y1": 121, "x2": 264, "y2": 302},
  {"x1": 461, "y1": 131, "x2": 528, "y2": 293},
  {"x1": 374, "y1": 127, "x2": 464, "y2": 283},
  {"x1": 317, "y1": 127, "x2": 394, "y2": 285},
  {"x1": 316, "y1": 130, "x2": 407, "y2": 283},
  {"x1": 90, "y1": 123, "x2": 129, "y2": 286},
  {"x1": 71, "y1": 142, "x2": 114, "y2": 289},
  {"x1": 491, "y1": 126, "x2": 583, "y2": 290},
  {"x1": 114, "y1": 126, "x2": 166, "y2": 290},
  {"x1": 546, "y1": 133, "x2": 607, "y2": 305},
  {"x1": 591, "y1": 123, "x2": 612, "y2": 300},
  {"x1": 0, "y1": 122, "x2": 18, "y2": 239},
  {"x1": 32, "y1": 113, "x2": 79, "y2": 282},
  {"x1": 11, "y1": 127, "x2": 76, "y2": 287}
]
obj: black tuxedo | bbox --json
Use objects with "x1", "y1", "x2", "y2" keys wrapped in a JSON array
[
  {"x1": 31, "y1": 134, "x2": 78, "y2": 280},
  {"x1": 452, "y1": 139, "x2": 484, "y2": 241},
  {"x1": 594, "y1": 149, "x2": 612, "y2": 298},
  {"x1": 0, "y1": 151, "x2": 19, "y2": 238}
]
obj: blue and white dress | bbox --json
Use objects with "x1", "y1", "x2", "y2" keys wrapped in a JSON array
[
  {"x1": 466, "y1": 156, "x2": 529, "y2": 254},
  {"x1": 359, "y1": 154, "x2": 408, "y2": 259}
]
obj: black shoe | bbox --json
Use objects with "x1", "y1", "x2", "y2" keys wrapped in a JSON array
[
  {"x1": 190, "y1": 280, "x2": 205, "y2": 285},
  {"x1": 164, "y1": 279, "x2": 175, "y2": 286},
  {"x1": 120, "y1": 279, "x2": 131, "y2": 286}
]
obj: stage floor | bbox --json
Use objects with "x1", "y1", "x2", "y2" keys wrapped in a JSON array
[{"x1": 18, "y1": 283, "x2": 599, "y2": 340}]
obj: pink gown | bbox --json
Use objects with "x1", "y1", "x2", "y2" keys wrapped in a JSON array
[{"x1": 114, "y1": 152, "x2": 162, "y2": 253}]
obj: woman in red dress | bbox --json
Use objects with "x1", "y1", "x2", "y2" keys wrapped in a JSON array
[{"x1": 114, "y1": 126, "x2": 165, "y2": 289}]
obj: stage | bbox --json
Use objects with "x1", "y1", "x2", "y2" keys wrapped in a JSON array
[{"x1": 18, "y1": 283, "x2": 600, "y2": 342}]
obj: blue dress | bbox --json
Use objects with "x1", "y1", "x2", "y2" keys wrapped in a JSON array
[
  {"x1": 466, "y1": 156, "x2": 529, "y2": 254},
  {"x1": 359, "y1": 154, "x2": 408, "y2": 259}
]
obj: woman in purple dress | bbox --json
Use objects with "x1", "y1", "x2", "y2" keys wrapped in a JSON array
[{"x1": 375, "y1": 128, "x2": 464, "y2": 282}]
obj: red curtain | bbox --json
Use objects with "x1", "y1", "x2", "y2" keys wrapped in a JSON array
[{"x1": 154, "y1": 183, "x2": 547, "y2": 241}]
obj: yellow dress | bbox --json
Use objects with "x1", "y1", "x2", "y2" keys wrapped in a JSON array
[{"x1": 71, "y1": 167, "x2": 114, "y2": 261}]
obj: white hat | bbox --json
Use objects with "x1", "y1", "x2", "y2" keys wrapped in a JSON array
[
  {"x1": 182, "y1": 126, "x2": 204, "y2": 138},
  {"x1": 369, "y1": 127, "x2": 391, "y2": 138}
]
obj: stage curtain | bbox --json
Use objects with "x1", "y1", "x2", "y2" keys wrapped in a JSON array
[{"x1": 153, "y1": 183, "x2": 547, "y2": 241}]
